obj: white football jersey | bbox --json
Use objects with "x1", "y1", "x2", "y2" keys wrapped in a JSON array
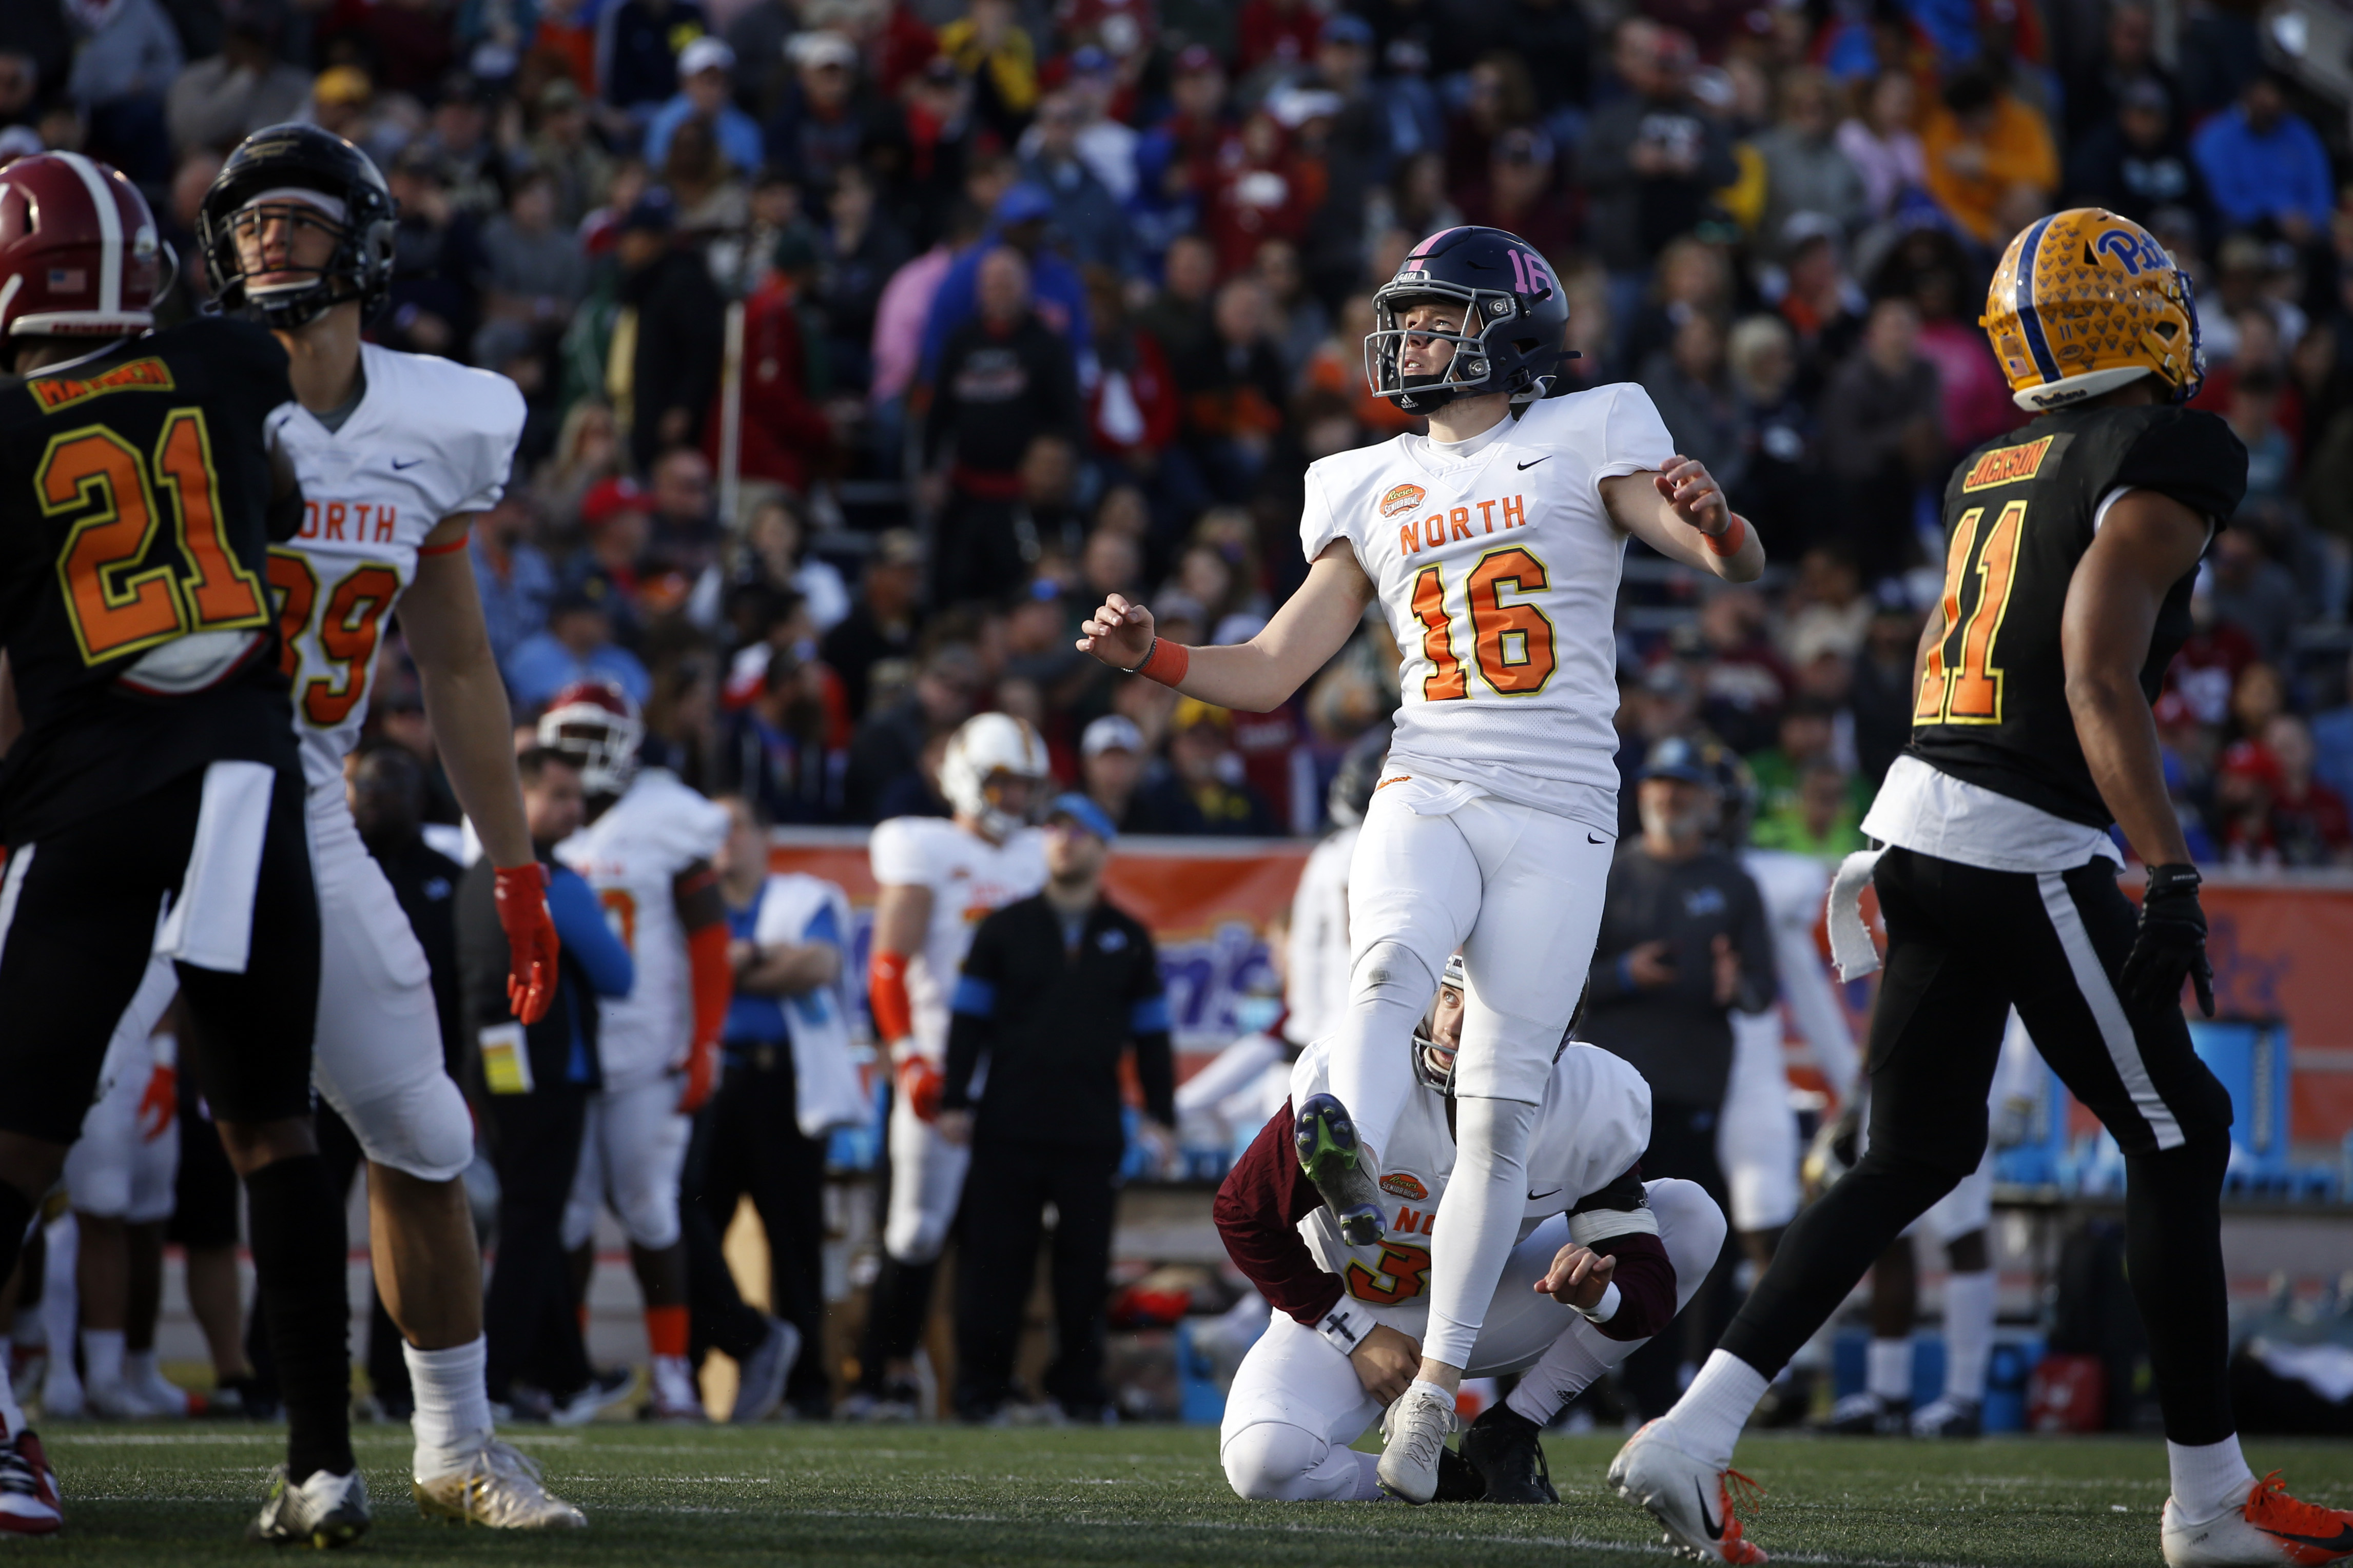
[
  {"x1": 1301, "y1": 384, "x2": 1676, "y2": 832},
  {"x1": 869, "y1": 815, "x2": 1046, "y2": 1058},
  {"x1": 555, "y1": 768, "x2": 731, "y2": 1087},
  {"x1": 267, "y1": 344, "x2": 525, "y2": 797},
  {"x1": 1289, "y1": 1036, "x2": 1653, "y2": 1339},
  {"x1": 1282, "y1": 825, "x2": 1355, "y2": 1046},
  {"x1": 1740, "y1": 847, "x2": 1860, "y2": 1092}
]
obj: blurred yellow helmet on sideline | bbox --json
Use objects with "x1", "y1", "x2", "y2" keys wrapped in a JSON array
[{"x1": 1981, "y1": 207, "x2": 2204, "y2": 413}]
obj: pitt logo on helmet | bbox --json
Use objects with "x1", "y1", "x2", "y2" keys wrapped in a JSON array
[{"x1": 1981, "y1": 208, "x2": 2203, "y2": 412}]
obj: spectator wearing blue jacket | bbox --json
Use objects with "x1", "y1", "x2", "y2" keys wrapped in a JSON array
[
  {"x1": 917, "y1": 182, "x2": 1094, "y2": 383},
  {"x1": 2192, "y1": 71, "x2": 2333, "y2": 240},
  {"x1": 460, "y1": 748, "x2": 635, "y2": 1417},
  {"x1": 645, "y1": 36, "x2": 765, "y2": 178}
]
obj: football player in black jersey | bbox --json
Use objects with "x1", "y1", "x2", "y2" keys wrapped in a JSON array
[
  {"x1": 1613, "y1": 209, "x2": 2353, "y2": 1566},
  {"x1": 0, "y1": 154, "x2": 362, "y2": 1545}
]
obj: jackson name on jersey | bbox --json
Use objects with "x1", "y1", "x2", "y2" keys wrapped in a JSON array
[
  {"x1": 1289, "y1": 1036, "x2": 1655, "y2": 1340},
  {"x1": 869, "y1": 816, "x2": 1046, "y2": 1059},
  {"x1": 1300, "y1": 383, "x2": 1678, "y2": 834},
  {"x1": 266, "y1": 342, "x2": 526, "y2": 796}
]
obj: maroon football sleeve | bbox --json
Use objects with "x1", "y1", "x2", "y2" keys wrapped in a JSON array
[
  {"x1": 1213, "y1": 1103, "x2": 1346, "y2": 1328},
  {"x1": 1586, "y1": 1231, "x2": 1678, "y2": 1342}
]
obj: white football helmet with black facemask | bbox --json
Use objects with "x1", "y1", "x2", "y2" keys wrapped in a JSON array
[{"x1": 1411, "y1": 952, "x2": 1470, "y2": 1093}]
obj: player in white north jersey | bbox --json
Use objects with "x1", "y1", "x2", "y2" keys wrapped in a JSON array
[
  {"x1": 199, "y1": 125, "x2": 574, "y2": 1532},
  {"x1": 537, "y1": 682, "x2": 734, "y2": 1422},
  {"x1": 1215, "y1": 956, "x2": 1727, "y2": 1504},
  {"x1": 1081, "y1": 225, "x2": 1765, "y2": 1500},
  {"x1": 849, "y1": 713, "x2": 1048, "y2": 1419}
]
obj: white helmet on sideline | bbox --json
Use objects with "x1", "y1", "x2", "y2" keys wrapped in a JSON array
[
  {"x1": 940, "y1": 712, "x2": 1050, "y2": 842},
  {"x1": 536, "y1": 679, "x2": 644, "y2": 798}
]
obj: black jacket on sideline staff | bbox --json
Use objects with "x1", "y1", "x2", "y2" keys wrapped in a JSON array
[
  {"x1": 1584, "y1": 846, "x2": 1775, "y2": 1107},
  {"x1": 941, "y1": 892, "x2": 1174, "y2": 1150}
]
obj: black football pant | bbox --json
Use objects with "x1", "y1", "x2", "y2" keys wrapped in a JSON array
[
  {"x1": 685, "y1": 1046, "x2": 831, "y2": 1409},
  {"x1": 953, "y1": 1138, "x2": 1120, "y2": 1420},
  {"x1": 1718, "y1": 848, "x2": 2237, "y2": 1444},
  {"x1": 481, "y1": 1080, "x2": 592, "y2": 1403}
]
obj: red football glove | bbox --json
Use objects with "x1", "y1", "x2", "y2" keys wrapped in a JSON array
[
  {"x1": 897, "y1": 1056, "x2": 944, "y2": 1123},
  {"x1": 677, "y1": 1035, "x2": 719, "y2": 1114},
  {"x1": 136, "y1": 1063, "x2": 177, "y2": 1142},
  {"x1": 492, "y1": 863, "x2": 561, "y2": 1024}
]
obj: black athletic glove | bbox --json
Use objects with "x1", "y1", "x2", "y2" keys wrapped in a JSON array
[{"x1": 2119, "y1": 863, "x2": 2215, "y2": 1018}]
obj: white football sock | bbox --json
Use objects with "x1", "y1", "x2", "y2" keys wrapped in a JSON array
[
  {"x1": 1664, "y1": 1350, "x2": 1769, "y2": 1469},
  {"x1": 405, "y1": 1336, "x2": 495, "y2": 1479},
  {"x1": 1941, "y1": 1271, "x2": 1995, "y2": 1403},
  {"x1": 1324, "y1": 940, "x2": 1440, "y2": 1167},
  {"x1": 2168, "y1": 1436, "x2": 2257, "y2": 1522},
  {"x1": 81, "y1": 1327, "x2": 126, "y2": 1394},
  {"x1": 1422, "y1": 1095, "x2": 1539, "y2": 1369},
  {"x1": 1866, "y1": 1337, "x2": 1911, "y2": 1403},
  {"x1": 1506, "y1": 1319, "x2": 1619, "y2": 1426}
]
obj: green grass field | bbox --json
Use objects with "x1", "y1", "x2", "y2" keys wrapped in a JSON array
[{"x1": 26, "y1": 1421, "x2": 2353, "y2": 1566}]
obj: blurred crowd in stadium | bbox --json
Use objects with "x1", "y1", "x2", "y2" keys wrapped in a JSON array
[{"x1": 6, "y1": 0, "x2": 2353, "y2": 859}]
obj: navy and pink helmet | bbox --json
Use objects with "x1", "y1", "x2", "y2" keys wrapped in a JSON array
[{"x1": 1362, "y1": 225, "x2": 1572, "y2": 414}]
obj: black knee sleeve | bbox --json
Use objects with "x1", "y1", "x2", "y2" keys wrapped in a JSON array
[
  {"x1": 2121, "y1": 1127, "x2": 2234, "y2": 1446},
  {"x1": 244, "y1": 1154, "x2": 352, "y2": 1481}
]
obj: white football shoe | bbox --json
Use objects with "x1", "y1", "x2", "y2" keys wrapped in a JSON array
[
  {"x1": 246, "y1": 1463, "x2": 371, "y2": 1548},
  {"x1": 415, "y1": 1437, "x2": 586, "y2": 1529},
  {"x1": 1607, "y1": 1420, "x2": 1770, "y2": 1564},
  {"x1": 2163, "y1": 1472, "x2": 2353, "y2": 1565},
  {"x1": 1375, "y1": 1384, "x2": 1461, "y2": 1505}
]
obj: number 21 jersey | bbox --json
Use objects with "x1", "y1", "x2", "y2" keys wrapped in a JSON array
[
  {"x1": 1299, "y1": 383, "x2": 1676, "y2": 834},
  {"x1": 1909, "y1": 404, "x2": 2244, "y2": 828},
  {"x1": 267, "y1": 341, "x2": 524, "y2": 798}
]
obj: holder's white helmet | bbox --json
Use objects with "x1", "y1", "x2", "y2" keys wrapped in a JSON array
[
  {"x1": 940, "y1": 712, "x2": 1050, "y2": 841},
  {"x1": 1412, "y1": 953, "x2": 1469, "y2": 1092}
]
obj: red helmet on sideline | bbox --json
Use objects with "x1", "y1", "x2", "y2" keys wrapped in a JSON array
[{"x1": 0, "y1": 152, "x2": 163, "y2": 341}]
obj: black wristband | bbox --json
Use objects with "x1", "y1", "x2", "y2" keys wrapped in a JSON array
[{"x1": 2145, "y1": 863, "x2": 2202, "y2": 900}]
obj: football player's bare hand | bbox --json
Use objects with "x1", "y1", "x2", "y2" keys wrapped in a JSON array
[
  {"x1": 1711, "y1": 933, "x2": 1741, "y2": 1006},
  {"x1": 1076, "y1": 594, "x2": 1154, "y2": 667},
  {"x1": 1654, "y1": 456, "x2": 1728, "y2": 534},
  {"x1": 1350, "y1": 1323, "x2": 1422, "y2": 1405},
  {"x1": 1626, "y1": 938, "x2": 1676, "y2": 989},
  {"x1": 935, "y1": 1109, "x2": 973, "y2": 1147},
  {"x1": 1539, "y1": 1245, "x2": 1617, "y2": 1309}
]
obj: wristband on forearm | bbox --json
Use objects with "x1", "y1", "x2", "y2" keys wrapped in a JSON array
[
  {"x1": 1576, "y1": 1281, "x2": 1622, "y2": 1324},
  {"x1": 1127, "y1": 636, "x2": 1190, "y2": 687},
  {"x1": 1703, "y1": 513, "x2": 1747, "y2": 557},
  {"x1": 1315, "y1": 1300, "x2": 1373, "y2": 1356}
]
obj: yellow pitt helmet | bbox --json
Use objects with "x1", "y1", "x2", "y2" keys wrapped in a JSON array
[{"x1": 1982, "y1": 208, "x2": 2204, "y2": 413}]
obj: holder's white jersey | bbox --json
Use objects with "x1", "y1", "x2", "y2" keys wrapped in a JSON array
[
  {"x1": 266, "y1": 343, "x2": 524, "y2": 799},
  {"x1": 1301, "y1": 384, "x2": 1676, "y2": 832},
  {"x1": 555, "y1": 768, "x2": 730, "y2": 1087},
  {"x1": 1289, "y1": 1036, "x2": 1653, "y2": 1339},
  {"x1": 869, "y1": 815, "x2": 1045, "y2": 1059}
]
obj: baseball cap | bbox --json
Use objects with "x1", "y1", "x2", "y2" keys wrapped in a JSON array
[
  {"x1": 1082, "y1": 715, "x2": 1143, "y2": 758},
  {"x1": 1069, "y1": 44, "x2": 1114, "y2": 76},
  {"x1": 1172, "y1": 43, "x2": 1219, "y2": 76},
  {"x1": 1320, "y1": 12, "x2": 1374, "y2": 47},
  {"x1": 580, "y1": 476, "x2": 649, "y2": 527},
  {"x1": 619, "y1": 187, "x2": 677, "y2": 233},
  {"x1": 1639, "y1": 735, "x2": 1715, "y2": 786},
  {"x1": 1172, "y1": 696, "x2": 1231, "y2": 733},
  {"x1": 539, "y1": 77, "x2": 584, "y2": 112},
  {"x1": 874, "y1": 528, "x2": 924, "y2": 567},
  {"x1": 1044, "y1": 792, "x2": 1118, "y2": 844},
  {"x1": 679, "y1": 35, "x2": 735, "y2": 76},
  {"x1": 313, "y1": 66, "x2": 372, "y2": 107},
  {"x1": 994, "y1": 181, "x2": 1055, "y2": 226},
  {"x1": 788, "y1": 30, "x2": 857, "y2": 70}
]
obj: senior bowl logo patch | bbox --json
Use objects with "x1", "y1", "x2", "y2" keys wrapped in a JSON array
[
  {"x1": 1379, "y1": 1172, "x2": 1428, "y2": 1201},
  {"x1": 1378, "y1": 483, "x2": 1427, "y2": 519}
]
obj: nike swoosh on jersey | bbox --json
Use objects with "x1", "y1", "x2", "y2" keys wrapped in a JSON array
[
  {"x1": 1588, "y1": 833, "x2": 1608, "y2": 844},
  {"x1": 1527, "y1": 1187, "x2": 1563, "y2": 1201},
  {"x1": 1517, "y1": 456, "x2": 1550, "y2": 469},
  {"x1": 1696, "y1": 1479, "x2": 1723, "y2": 1539},
  {"x1": 392, "y1": 457, "x2": 422, "y2": 469}
]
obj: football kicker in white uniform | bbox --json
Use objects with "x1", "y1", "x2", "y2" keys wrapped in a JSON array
[
  {"x1": 199, "y1": 123, "x2": 574, "y2": 1534},
  {"x1": 1215, "y1": 957, "x2": 1725, "y2": 1503},
  {"x1": 540, "y1": 682, "x2": 735, "y2": 1421},
  {"x1": 1080, "y1": 224, "x2": 1765, "y2": 1501},
  {"x1": 851, "y1": 714, "x2": 1048, "y2": 1418}
]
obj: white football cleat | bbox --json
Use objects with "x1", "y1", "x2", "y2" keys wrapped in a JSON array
[
  {"x1": 0, "y1": 1427, "x2": 62, "y2": 1538},
  {"x1": 246, "y1": 1463, "x2": 371, "y2": 1548},
  {"x1": 1608, "y1": 1420, "x2": 1769, "y2": 1564},
  {"x1": 2163, "y1": 1472, "x2": 2353, "y2": 1565},
  {"x1": 1375, "y1": 1385, "x2": 1461, "y2": 1505},
  {"x1": 415, "y1": 1437, "x2": 586, "y2": 1529}
]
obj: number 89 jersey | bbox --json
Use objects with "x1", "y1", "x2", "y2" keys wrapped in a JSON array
[
  {"x1": 1300, "y1": 384, "x2": 1676, "y2": 832},
  {"x1": 1909, "y1": 403, "x2": 2244, "y2": 829},
  {"x1": 266, "y1": 342, "x2": 524, "y2": 797}
]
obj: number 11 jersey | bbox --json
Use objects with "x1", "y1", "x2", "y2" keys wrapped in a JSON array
[
  {"x1": 1300, "y1": 383, "x2": 1677, "y2": 834},
  {"x1": 267, "y1": 341, "x2": 524, "y2": 798}
]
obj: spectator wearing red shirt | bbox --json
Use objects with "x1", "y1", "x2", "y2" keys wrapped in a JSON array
[
  {"x1": 1206, "y1": 109, "x2": 1320, "y2": 278},
  {"x1": 2214, "y1": 739, "x2": 2281, "y2": 867},
  {"x1": 2265, "y1": 714, "x2": 2353, "y2": 867},
  {"x1": 1236, "y1": 0, "x2": 1326, "y2": 75}
]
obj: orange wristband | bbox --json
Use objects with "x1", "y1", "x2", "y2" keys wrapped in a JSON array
[
  {"x1": 1703, "y1": 513, "x2": 1747, "y2": 557},
  {"x1": 1133, "y1": 637, "x2": 1190, "y2": 687}
]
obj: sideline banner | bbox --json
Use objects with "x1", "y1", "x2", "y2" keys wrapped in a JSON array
[{"x1": 770, "y1": 830, "x2": 2353, "y2": 1142}]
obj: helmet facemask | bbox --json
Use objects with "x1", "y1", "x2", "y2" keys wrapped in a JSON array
[
  {"x1": 1411, "y1": 954, "x2": 1469, "y2": 1094},
  {"x1": 217, "y1": 196, "x2": 366, "y2": 330},
  {"x1": 1364, "y1": 283, "x2": 1538, "y2": 413}
]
